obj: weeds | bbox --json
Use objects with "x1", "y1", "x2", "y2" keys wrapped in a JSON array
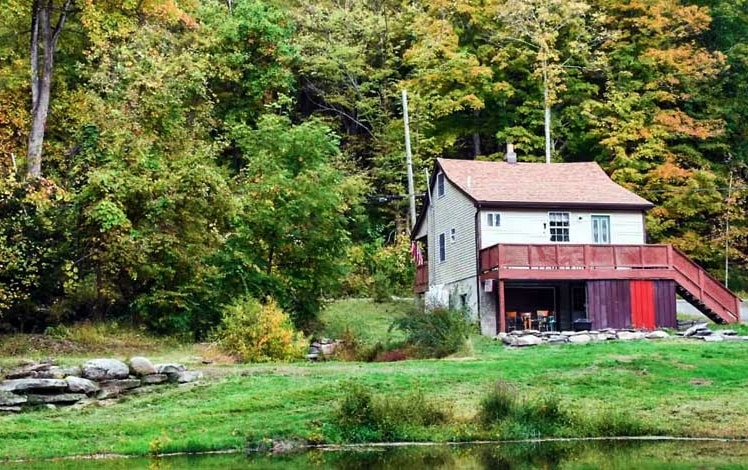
[
  {"x1": 333, "y1": 381, "x2": 452, "y2": 442},
  {"x1": 391, "y1": 306, "x2": 472, "y2": 358}
]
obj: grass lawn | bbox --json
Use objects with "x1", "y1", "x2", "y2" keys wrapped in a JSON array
[{"x1": 2, "y1": 299, "x2": 748, "y2": 460}]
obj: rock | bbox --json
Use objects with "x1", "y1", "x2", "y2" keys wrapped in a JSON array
[
  {"x1": 5, "y1": 363, "x2": 54, "y2": 379},
  {"x1": 155, "y1": 363, "x2": 186, "y2": 375},
  {"x1": 82, "y1": 359, "x2": 129, "y2": 381},
  {"x1": 547, "y1": 335, "x2": 569, "y2": 344},
  {"x1": 0, "y1": 391, "x2": 27, "y2": 406},
  {"x1": 40, "y1": 366, "x2": 82, "y2": 379},
  {"x1": 306, "y1": 353, "x2": 319, "y2": 361},
  {"x1": 26, "y1": 393, "x2": 87, "y2": 404},
  {"x1": 721, "y1": 335, "x2": 743, "y2": 341},
  {"x1": 514, "y1": 335, "x2": 543, "y2": 347},
  {"x1": 502, "y1": 335, "x2": 517, "y2": 346},
  {"x1": 0, "y1": 378, "x2": 68, "y2": 393},
  {"x1": 646, "y1": 330, "x2": 670, "y2": 339},
  {"x1": 494, "y1": 332, "x2": 508, "y2": 341},
  {"x1": 100, "y1": 379, "x2": 141, "y2": 390},
  {"x1": 0, "y1": 406, "x2": 22, "y2": 413},
  {"x1": 141, "y1": 374, "x2": 169, "y2": 385},
  {"x1": 128, "y1": 357, "x2": 157, "y2": 376},
  {"x1": 718, "y1": 329, "x2": 738, "y2": 336},
  {"x1": 692, "y1": 330, "x2": 713, "y2": 337},
  {"x1": 683, "y1": 323, "x2": 709, "y2": 337},
  {"x1": 616, "y1": 331, "x2": 645, "y2": 341},
  {"x1": 702, "y1": 335, "x2": 724, "y2": 342},
  {"x1": 568, "y1": 334, "x2": 591, "y2": 344},
  {"x1": 65, "y1": 376, "x2": 100, "y2": 394},
  {"x1": 177, "y1": 371, "x2": 203, "y2": 383}
]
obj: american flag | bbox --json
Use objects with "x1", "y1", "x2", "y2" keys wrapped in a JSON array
[{"x1": 410, "y1": 241, "x2": 424, "y2": 266}]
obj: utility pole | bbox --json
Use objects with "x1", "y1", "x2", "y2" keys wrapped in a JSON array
[{"x1": 402, "y1": 89, "x2": 417, "y2": 230}]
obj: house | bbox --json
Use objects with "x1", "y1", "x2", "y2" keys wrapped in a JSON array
[{"x1": 411, "y1": 157, "x2": 744, "y2": 335}]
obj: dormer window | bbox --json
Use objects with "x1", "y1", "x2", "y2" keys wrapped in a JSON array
[{"x1": 436, "y1": 173, "x2": 445, "y2": 198}]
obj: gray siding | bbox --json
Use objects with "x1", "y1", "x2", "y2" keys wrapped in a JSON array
[{"x1": 428, "y1": 176, "x2": 477, "y2": 287}]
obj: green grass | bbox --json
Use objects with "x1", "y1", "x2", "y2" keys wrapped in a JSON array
[
  {"x1": 2, "y1": 301, "x2": 748, "y2": 460},
  {"x1": 315, "y1": 298, "x2": 412, "y2": 347}
]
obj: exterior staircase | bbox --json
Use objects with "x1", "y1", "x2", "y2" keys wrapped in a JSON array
[{"x1": 669, "y1": 247, "x2": 742, "y2": 324}]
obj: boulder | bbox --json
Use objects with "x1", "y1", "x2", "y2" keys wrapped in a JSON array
[
  {"x1": 141, "y1": 374, "x2": 169, "y2": 385},
  {"x1": 82, "y1": 359, "x2": 129, "y2": 381},
  {"x1": 66, "y1": 376, "x2": 100, "y2": 394},
  {"x1": 547, "y1": 335, "x2": 569, "y2": 344},
  {"x1": 177, "y1": 371, "x2": 203, "y2": 383},
  {"x1": 26, "y1": 393, "x2": 87, "y2": 404},
  {"x1": 502, "y1": 335, "x2": 518, "y2": 346},
  {"x1": 5, "y1": 362, "x2": 53, "y2": 379},
  {"x1": 0, "y1": 406, "x2": 22, "y2": 413},
  {"x1": 0, "y1": 378, "x2": 68, "y2": 393},
  {"x1": 568, "y1": 334, "x2": 591, "y2": 344},
  {"x1": 514, "y1": 335, "x2": 543, "y2": 347},
  {"x1": 616, "y1": 331, "x2": 645, "y2": 341},
  {"x1": 128, "y1": 357, "x2": 157, "y2": 376},
  {"x1": 0, "y1": 391, "x2": 27, "y2": 406},
  {"x1": 646, "y1": 330, "x2": 670, "y2": 340},
  {"x1": 683, "y1": 323, "x2": 709, "y2": 337},
  {"x1": 99, "y1": 379, "x2": 141, "y2": 390},
  {"x1": 718, "y1": 329, "x2": 738, "y2": 336},
  {"x1": 702, "y1": 335, "x2": 724, "y2": 342},
  {"x1": 155, "y1": 363, "x2": 186, "y2": 375}
]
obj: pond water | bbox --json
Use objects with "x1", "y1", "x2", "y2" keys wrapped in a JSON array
[{"x1": 5, "y1": 440, "x2": 748, "y2": 469}]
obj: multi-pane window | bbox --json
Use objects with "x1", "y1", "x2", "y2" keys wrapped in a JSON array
[
  {"x1": 437, "y1": 173, "x2": 445, "y2": 198},
  {"x1": 487, "y1": 212, "x2": 501, "y2": 227},
  {"x1": 549, "y1": 212, "x2": 570, "y2": 242},
  {"x1": 592, "y1": 215, "x2": 610, "y2": 244},
  {"x1": 439, "y1": 233, "x2": 446, "y2": 262}
]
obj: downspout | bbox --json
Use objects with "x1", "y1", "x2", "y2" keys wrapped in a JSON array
[{"x1": 475, "y1": 203, "x2": 482, "y2": 322}]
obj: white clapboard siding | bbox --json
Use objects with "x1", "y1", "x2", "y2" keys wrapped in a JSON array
[{"x1": 479, "y1": 209, "x2": 645, "y2": 248}]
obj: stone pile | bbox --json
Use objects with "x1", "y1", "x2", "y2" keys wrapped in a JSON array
[
  {"x1": 496, "y1": 324, "x2": 748, "y2": 347},
  {"x1": 306, "y1": 338, "x2": 339, "y2": 361},
  {"x1": 0, "y1": 357, "x2": 202, "y2": 413}
]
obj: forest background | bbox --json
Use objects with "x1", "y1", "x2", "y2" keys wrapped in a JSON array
[{"x1": 0, "y1": 0, "x2": 746, "y2": 338}]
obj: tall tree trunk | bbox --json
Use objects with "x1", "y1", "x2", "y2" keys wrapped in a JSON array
[
  {"x1": 542, "y1": 62, "x2": 551, "y2": 164},
  {"x1": 472, "y1": 110, "x2": 481, "y2": 158},
  {"x1": 27, "y1": 0, "x2": 72, "y2": 179}
]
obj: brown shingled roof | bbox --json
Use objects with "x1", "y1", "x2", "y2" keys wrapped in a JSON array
[{"x1": 437, "y1": 158, "x2": 653, "y2": 209}]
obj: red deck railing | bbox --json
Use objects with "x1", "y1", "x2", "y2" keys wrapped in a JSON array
[{"x1": 479, "y1": 243, "x2": 741, "y2": 324}]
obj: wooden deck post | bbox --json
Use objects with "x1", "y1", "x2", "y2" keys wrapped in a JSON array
[{"x1": 498, "y1": 279, "x2": 506, "y2": 334}]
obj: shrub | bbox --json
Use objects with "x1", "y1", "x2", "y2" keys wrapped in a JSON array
[
  {"x1": 333, "y1": 381, "x2": 452, "y2": 442},
  {"x1": 479, "y1": 381, "x2": 518, "y2": 426},
  {"x1": 213, "y1": 296, "x2": 307, "y2": 363},
  {"x1": 391, "y1": 305, "x2": 472, "y2": 358}
]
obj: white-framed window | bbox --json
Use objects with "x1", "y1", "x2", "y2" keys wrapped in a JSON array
[
  {"x1": 436, "y1": 172, "x2": 445, "y2": 198},
  {"x1": 438, "y1": 233, "x2": 446, "y2": 262},
  {"x1": 591, "y1": 215, "x2": 611, "y2": 244},
  {"x1": 450, "y1": 228, "x2": 456, "y2": 242},
  {"x1": 549, "y1": 212, "x2": 570, "y2": 242},
  {"x1": 486, "y1": 212, "x2": 501, "y2": 227}
]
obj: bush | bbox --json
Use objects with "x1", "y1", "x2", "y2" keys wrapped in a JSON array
[
  {"x1": 479, "y1": 381, "x2": 518, "y2": 426},
  {"x1": 391, "y1": 306, "x2": 472, "y2": 358},
  {"x1": 333, "y1": 381, "x2": 452, "y2": 442},
  {"x1": 213, "y1": 296, "x2": 307, "y2": 363}
]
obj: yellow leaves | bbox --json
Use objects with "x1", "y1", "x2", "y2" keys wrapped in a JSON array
[{"x1": 644, "y1": 47, "x2": 725, "y2": 81}]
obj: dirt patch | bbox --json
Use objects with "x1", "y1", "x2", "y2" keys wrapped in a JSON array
[{"x1": 689, "y1": 378, "x2": 712, "y2": 386}]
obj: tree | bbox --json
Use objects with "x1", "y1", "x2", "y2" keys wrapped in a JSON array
[
  {"x1": 26, "y1": 0, "x2": 75, "y2": 179},
  {"x1": 215, "y1": 114, "x2": 365, "y2": 328},
  {"x1": 494, "y1": 0, "x2": 596, "y2": 163}
]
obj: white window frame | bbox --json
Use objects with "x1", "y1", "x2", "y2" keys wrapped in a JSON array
[
  {"x1": 436, "y1": 172, "x2": 445, "y2": 198},
  {"x1": 486, "y1": 212, "x2": 501, "y2": 227},
  {"x1": 438, "y1": 233, "x2": 447, "y2": 262},
  {"x1": 591, "y1": 215, "x2": 611, "y2": 244},
  {"x1": 549, "y1": 211, "x2": 570, "y2": 242}
]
